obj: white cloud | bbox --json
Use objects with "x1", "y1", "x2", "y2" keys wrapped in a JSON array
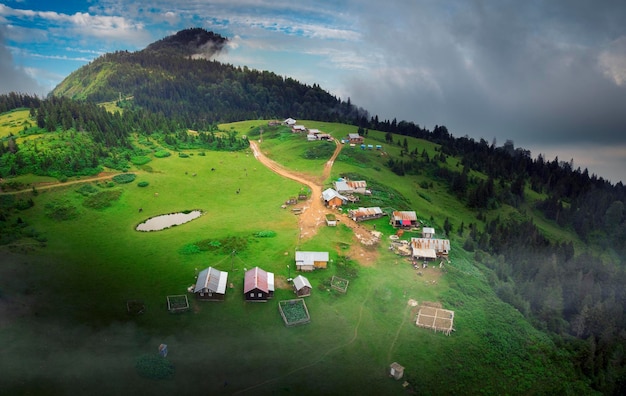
[{"x1": 599, "y1": 36, "x2": 626, "y2": 86}]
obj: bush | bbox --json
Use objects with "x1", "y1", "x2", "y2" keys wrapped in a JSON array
[
  {"x1": 135, "y1": 354, "x2": 174, "y2": 379},
  {"x1": 178, "y1": 153, "x2": 190, "y2": 158},
  {"x1": 179, "y1": 244, "x2": 201, "y2": 255},
  {"x1": 254, "y1": 230, "x2": 277, "y2": 238},
  {"x1": 76, "y1": 184, "x2": 99, "y2": 196},
  {"x1": 112, "y1": 173, "x2": 136, "y2": 184},
  {"x1": 83, "y1": 190, "x2": 123, "y2": 209},
  {"x1": 130, "y1": 156, "x2": 151, "y2": 166},
  {"x1": 137, "y1": 181, "x2": 149, "y2": 187},
  {"x1": 154, "y1": 150, "x2": 171, "y2": 158},
  {"x1": 45, "y1": 200, "x2": 81, "y2": 221}
]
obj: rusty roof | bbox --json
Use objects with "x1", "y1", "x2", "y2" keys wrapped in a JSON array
[
  {"x1": 244, "y1": 266, "x2": 270, "y2": 293},
  {"x1": 392, "y1": 211, "x2": 417, "y2": 221}
]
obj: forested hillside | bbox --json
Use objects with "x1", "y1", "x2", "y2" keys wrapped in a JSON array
[{"x1": 1, "y1": 28, "x2": 625, "y2": 394}]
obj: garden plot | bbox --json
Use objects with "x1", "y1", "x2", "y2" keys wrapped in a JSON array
[
  {"x1": 278, "y1": 299, "x2": 311, "y2": 327},
  {"x1": 166, "y1": 295, "x2": 189, "y2": 313},
  {"x1": 415, "y1": 302, "x2": 454, "y2": 336},
  {"x1": 330, "y1": 275, "x2": 349, "y2": 293}
]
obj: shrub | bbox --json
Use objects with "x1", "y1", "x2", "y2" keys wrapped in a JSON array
[
  {"x1": 137, "y1": 181, "x2": 149, "y2": 187},
  {"x1": 178, "y1": 153, "x2": 190, "y2": 158},
  {"x1": 112, "y1": 173, "x2": 136, "y2": 184},
  {"x1": 76, "y1": 184, "x2": 99, "y2": 196},
  {"x1": 154, "y1": 150, "x2": 171, "y2": 158},
  {"x1": 130, "y1": 156, "x2": 151, "y2": 166},
  {"x1": 179, "y1": 244, "x2": 201, "y2": 255},
  {"x1": 83, "y1": 190, "x2": 123, "y2": 209},
  {"x1": 254, "y1": 230, "x2": 277, "y2": 238},
  {"x1": 45, "y1": 200, "x2": 81, "y2": 221},
  {"x1": 135, "y1": 354, "x2": 174, "y2": 379}
]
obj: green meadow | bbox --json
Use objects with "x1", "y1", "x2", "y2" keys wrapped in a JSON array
[{"x1": 1, "y1": 121, "x2": 587, "y2": 395}]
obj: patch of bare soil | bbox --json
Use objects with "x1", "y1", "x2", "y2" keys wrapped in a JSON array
[{"x1": 274, "y1": 276, "x2": 292, "y2": 290}]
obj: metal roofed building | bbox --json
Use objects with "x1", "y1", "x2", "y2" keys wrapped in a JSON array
[
  {"x1": 244, "y1": 267, "x2": 275, "y2": 302},
  {"x1": 390, "y1": 211, "x2": 419, "y2": 228},
  {"x1": 349, "y1": 206, "x2": 384, "y2": 222},
  {"x1": 295, "y1": 251, "x2": 329, "y2": 271},
  {"x1": 194, "y1": 267, "x2": 229, "y2": 301},
  {"x1": 293, "y1": 275, "x2": 312, "y2": 297}
]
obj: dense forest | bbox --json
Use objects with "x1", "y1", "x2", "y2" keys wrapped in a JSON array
[{"x1": 1, "y1": 28, "x2": 625, "y2": 394}]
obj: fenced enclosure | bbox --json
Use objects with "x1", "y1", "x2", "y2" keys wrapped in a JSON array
[
  {"x1": 278, "y1": 299, "x2": 311, "y2": 326},
  {"x1": 415, "y1": 301, "x2": 454, "y2": 335},
  {"x1": 166, "y1": 295, "x2": 189, "y2": 313},
  {"x1": 330, "y1": 275, "x2": 349, "y2": 293},
  {"x1": 126, "y1": 300, "x2": 145, "y2": 315}
]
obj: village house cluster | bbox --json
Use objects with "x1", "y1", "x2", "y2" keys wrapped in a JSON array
[{"x1": 190, "y1": 249, "x2": 329, "y2": 303}]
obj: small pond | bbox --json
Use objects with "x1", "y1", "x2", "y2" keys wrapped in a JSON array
[{"x1": 136, "y1": 210, "x2": 202, "y2": 232}]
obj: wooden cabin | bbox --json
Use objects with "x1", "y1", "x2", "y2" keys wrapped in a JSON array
[
  {"x1": 194, "y1": 267, "x2": 228, "y2": 301},
  {"x1": 244, "y1": 267, "x2": 275, "y2": 302},
  {"x1": 346, "y1": 133, "x2": 364, "y2": 144},
  {"x1": 293, "y1": 275, "x2": 312, "y2": 297},
  {"x1": 349, "y1": 207, "x2": 384, "y2": 222},
  {"x1": 322, "y1": 188, "x2": 348, "y2": 208},
  {"x1": 390, "y1": 211, "x2": 418, "y2": 228}
]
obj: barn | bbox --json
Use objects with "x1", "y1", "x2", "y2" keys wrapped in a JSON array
[
  {"x1": 194, "y1": 267, "x2": 228, "y2": 301},
  {"x1": 293, "y1": 275, "x2": 312, "y2": 297},
  {"x1": 295, "y1": 251, "x2": 329, "y2": 271},
  {"x1": 244, "y1": 267, "x2": 275, "y2": 302}
]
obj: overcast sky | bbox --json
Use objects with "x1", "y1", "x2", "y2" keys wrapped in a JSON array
[{"x1": 1, "y1": 0, "x2": 625, "y2": 183}]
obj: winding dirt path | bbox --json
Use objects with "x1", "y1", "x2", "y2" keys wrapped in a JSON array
[
  {"x1": 249, "y1": 140, "x2": 380, "y2": 265},
  {"x1": 0, "y1": 172, "x2": 118, "y2": 195}
]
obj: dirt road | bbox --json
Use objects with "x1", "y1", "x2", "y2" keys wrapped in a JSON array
[
  {"x1": 0, "y1": 172, "x2": 118, "y2": 195},
  {"x1": 249, "y1": 140, "x2": 380, "y2": 265}
]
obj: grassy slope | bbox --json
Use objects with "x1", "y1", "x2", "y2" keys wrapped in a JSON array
[
  {"x1": 0, "y1": 119, "x2": 591, "y2": 395},
  {"x1": 0, "y1": 108, "x2": 31, "y2": 138}
]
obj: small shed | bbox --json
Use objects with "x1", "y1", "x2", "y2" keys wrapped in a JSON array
[
  {"x1": 389, "y1": 362, "x2": 405, "y2": 380},
  {"x1": 322, "y1": 188, "x2": 348, "y2": 208},
  {"x1": 194, "y1": 267, "x2": 228, "y2": 301},
  {"x1": 293, "y1": 275, "x2": 312, "y2": 297},
  {"x1": 284, "y1": 117, "x2": 297, "y2": 126},
  {"x1": 422, "y1": 227, "x2": 435, "y2": 238},
  {"x1": 295, "y1": 251, "x2": 329, "y2": 271},
  {"x1": 244, "y1": 267, "x2": 275, "y2": 302}
]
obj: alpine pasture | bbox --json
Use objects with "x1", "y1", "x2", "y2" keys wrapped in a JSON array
[{"x1": 0, "y1": 119, "x2": 585, "y2": 395}]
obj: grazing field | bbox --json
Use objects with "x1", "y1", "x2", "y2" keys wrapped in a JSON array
[{"x1": 0, "y1": 121, "x2": 587, "y2": 395}]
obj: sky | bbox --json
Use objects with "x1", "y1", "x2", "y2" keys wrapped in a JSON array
[{"x1": 1, "y1": 0, "x2": 625, "y2": 184}]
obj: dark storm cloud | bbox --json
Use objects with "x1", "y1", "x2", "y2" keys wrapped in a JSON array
[
  {"x1": 347, "y1": 0, "x2": 626, "y2": 150},
  {"x1": 0, "y1": 28, "x2": 47, "y2": 96}
]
